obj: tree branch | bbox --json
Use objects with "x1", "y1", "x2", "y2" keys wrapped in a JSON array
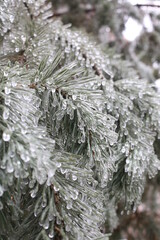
[{"x1": 135, "y1": 4, "x2": 160, "y2": 8}]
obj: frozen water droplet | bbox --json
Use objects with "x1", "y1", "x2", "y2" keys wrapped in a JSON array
[
  {"x1": 72, "y1": 95, "x2": 77, "y2": 100},
  {"x1": 3, "y1": 130, "x2": 11, "y2": 141},
  {"x1": 55, "y1": 162, "x2": 61, "y2": 168},
  {"x1": 7, "y1": 160, "x2": 14, "y2": 173},
  {"x1": 48, "y1": 212, "x2": 54, "y2": 221},
  {"x1": 121, "y1": 147, "x2": 125, "y2": 153},
  {"x1": 4, "y1": 72, "x2": 8, "y2": 77},
  {"x1": 65, "y1": 224, "x2": 71, "y2": 232},
  {"x1": 21, "y1": 35, "x2": 26, "y2": 43},
  {"x1": 56, "y1": 218, "x2": 61, "y2": 225},
  {"x1": 29, "y1": 179, "x2": 36, "y2": 188},
  {"x1": 34, "y1": 212, "x2": 37, "y2": 217},
  {"x1": 54, "y1": 185, "x2": 59, "y2": 192},
  {"x1": 24, "y1": 155, "x2": 30, "y2": 163},
  {"x1": 42, "y1": 200, "x2": 47, "y2": 208},
  {"x1": 66, "y1": 200, "x2": 72, "y2": 209},
  {"x1": 48, "y1": 169, "x2": 55, "y2": 178},
  {"x1": 72, "y1": 174, "x2": 77, "y2": 181},
  {"x1": 49, "y1": 231, "x2": 54, "y2": 238},
  {"x1": 9, "y1": 15, "x2": 14, "y2": 23},
  {"x1": 5, "y1": 97, "x2": 11, "y2": 106},
  {"x1": 43, "y1": 220, "x2": 49, "y2": 230},
  {"x1": 4, "y1": 87, "x2": 11, "y2": 95},
  {"x1": 31, "y1": 190, "x2": 37, "y2": 198},
  {"x1": 15, "y1": 48, "x2": 19, "y2": 53},
  {"x1": 3, "y1": 109, "x2": 9, "y2": 120},
  {"x1": 61, "y1": 168, "x2": 67, "y2": 174},
  {"x1": 0, "y1": 185, "x2": 4, "y2": 197},
  {"x1": 121, "y1": 210, "x2": 124, "y2": 215},
  {"x1": 71, "y1": 190, "x2": 78, "y2": 200},
  {"x1": 11, "y1": 80, "x2": 17, "y2": 87}
]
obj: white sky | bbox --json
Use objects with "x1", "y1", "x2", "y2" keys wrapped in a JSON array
[{"x1": 127, "y1": 0, "x2": 160, "y2": 4}]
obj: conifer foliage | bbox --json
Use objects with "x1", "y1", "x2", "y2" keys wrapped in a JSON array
[{"x1": 0, "y1": 1, "x2": 160, "y2": 239}]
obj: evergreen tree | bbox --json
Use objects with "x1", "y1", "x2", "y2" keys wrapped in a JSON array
[{"x1": 0, "y1": 1, "x2": 160, "y2": 239}]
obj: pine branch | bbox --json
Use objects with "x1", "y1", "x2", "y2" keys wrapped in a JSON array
[{"x1": 0, "y1": 1, "x2": 160, "y2": 239}]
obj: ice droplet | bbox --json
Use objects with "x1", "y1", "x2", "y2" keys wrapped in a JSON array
[
  {"x1": 65, "y1": 224, "x2": 71, "y2": 232},
  {"x1": 15, "y1": 48, "x2": 19, "y2": 53},
  {"x1": 72, "y1": 174, "x2": 77, "y2": 181},
  {"x1": 42, "y1": 200, "x2": 47, "y2": 208},
  {"x1": 121, "y1": 147, "x2": 125, "y2": 153},
  {"x1": 43, "y1": 220, "x2": 49, "y2": 230},
  {"x1": 4, "y1": 87, "x2": 11, "y2": 95},
  {"x1": 7, "y1": 160, "x2": 14, "y2": 173},
  {"x1": 56, "y1": 217, "x2": 61, "y2": 225},
  {"x1": 66, "y1": 200, "x2": 72, "y2": 209},
  {"x1": 3, "y1": 109, "x2": 9, "y2": 120},
  {"x1": 55, "y1": 162, "x2": 61, "y2": 168},
  {"x1": 54, "y1": 185, "x2": 59, "y2": 192},
  {"x1": 31, "y1": 190, "x2": 37, "y2": 198},
  {"x1": 0, "y1": 185, "x2": 4, "y2": 197},
  {"x1": 9, "y1": 15, "x2": 14, "y2": 23},
  {"x1": 21, "y1": 35, "x2": 26, "y2": 43},
  {"x1": 71, "y1": 190, "x2": 78, "y2": 200},
  {"x1": 121, "y1": 210, "x2": 124, "y2": 215},
  {"x1": 5, "y1": 97, "x2": 11, "y2": 106},
  {"x1": 48, "y1": 169, "x2": 55, "y2": 178},
  {"x1": 11, "y1": 80, "x2": 17, "y2": 87},
  {"x1": 49, "y1": 231, "x2": 54, "y2": 238},
  {"x1": 3, "y1": 130, "x2": 11, "y2": 141},
  {"x1": 61, "y1": 168, "x2": 67, "y2": 174},
  {"x1": 72, "y1": 95, "x2": 77, "y2": 100},
  {"x1": 4, "y1": 72, "x2": 8, "y2": 77}
]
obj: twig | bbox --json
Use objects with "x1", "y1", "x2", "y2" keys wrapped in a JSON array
[
  {"x1": 23, "y1": 2, "x2": 33, "y2": 20},
  {"x1": 135, "y1": 4, "x2": 160, "y2": 8}
]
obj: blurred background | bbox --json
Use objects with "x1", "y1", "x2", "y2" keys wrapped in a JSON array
[{"x1": 50, "y1": 1, "x2": 160, "y2": 239}]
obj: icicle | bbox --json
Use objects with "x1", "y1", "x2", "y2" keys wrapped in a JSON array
[
  {"x1": 34, "y1": 198, "x2": 42, "y2": 217},
  {"x1": 30, "y1": 184, "x2": 39, "y2": 198},
  {"x1": 43, "y1": 219, "x2": 49, "y2": 230},
  {"x1": 39, "y1": 206, "x2": 49, "y2": 227},
  {"x1": 48, "y1": 229, "x2": 54, "y2": 239},
  {"x1": 6, "y1": 159, "x2": 14, "y2": 173}
]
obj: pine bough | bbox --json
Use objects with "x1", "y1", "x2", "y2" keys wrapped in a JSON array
[{"x1": 0, "y1": 1, "x2": 160, "y2": 239}]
